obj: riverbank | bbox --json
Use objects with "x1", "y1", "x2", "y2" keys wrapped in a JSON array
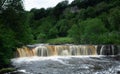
[{"x1": 0, "y1": 68, "x2": 15, "y2": 74}]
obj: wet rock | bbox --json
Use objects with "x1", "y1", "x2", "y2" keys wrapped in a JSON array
[
  {"x1": 114, "y1": 55, "x2": 120, "y2": 61},
  {"x1": 10, "y1": 71, "x2": 26, "y2": 74},
  {"x1": 117, "y1": 71, "x2": 120, "y2": 74},
  {"x1": 97, "y1": 45, "x2": 119, "y2": 55},
  {"x1": 0, "y1": 68, "x2": 15, "y2": 74}
]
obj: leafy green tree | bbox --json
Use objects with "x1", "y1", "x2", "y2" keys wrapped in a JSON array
[
  {"x1": 48, "y1": 27, "x2": 58, "y2": 38},
  {"x1": 56, "y1": 19, "x2": 70, "y2": 37},
  {"x1": 0, "y1": 20, "x2": 16, "y2": 67},
  {"x1": 108, "y1": 7, "x2": 120, "y2": 31},
  {"x1": 53, "y1": 0, "x2": 68, "y2": 19},
  {"x1": 63, "y1": 8, "x2": 75, "y2": 19},
  {"x1": 76, "y1": 9, "x2": 87, "y2": 21},
  {"x1": 98, "y1": 12, "x2": 110, "y2": 30},
  {"x1": 70, "y1": 0, "x2": 108, "y2": 9},
  {"x1": 0, "y1": 0, "x2": 33, "y2": 68},
  {"x1": 84, "y1": 18, "x2": 107, "y2": 34},
  {"x1": 0, "y1": 0, "x2": 24, "y2": 67},
  {"x1": 32, "y1": 8, "x2": 46, "y2": 20},
  {"x1": 95, "y1": 2, "x2": 108, "y2": 15},
  {"x1": 22, "y1": 12, "x2": 34, "y2": 44},
  {"x1": 69, "y1": 18, "x2": 108, "y2": 44},
  {"x1": 34, "y1": 16, "x2": 56, "y2": 42},
  {"x1": 68, "y1": 24, "x2": 81, "y2": 43},
  {"x1": 37, "y1": 33, "x2": 47, "y2": 43},
  {"x1": 86, "y1": 7, "x2": 95, "y2": 18}
]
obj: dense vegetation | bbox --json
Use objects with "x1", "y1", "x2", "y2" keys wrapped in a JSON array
[
  {"x1": 0, "y1": 0, "x2": 33, "y2": 68},
  {"x1": 0, "y1": 0, "x2": 120, "y2": 69},
  {"x1": 29, "y1": 0, "x2": 120, "y2": 44}
]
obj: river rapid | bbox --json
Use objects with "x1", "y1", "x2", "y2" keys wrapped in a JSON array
[{"x1": 11, "y1": 56, "x2": 120, "y2": 74}]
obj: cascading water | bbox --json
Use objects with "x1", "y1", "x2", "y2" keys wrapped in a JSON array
[
  {"x1": 11, "y1": 45, "x2": 120, "y2": 74},
  {"x1": 16, "y1": 45, "x2": 99, "y2": 57}
]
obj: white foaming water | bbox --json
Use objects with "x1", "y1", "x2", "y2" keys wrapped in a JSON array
[
  {"x1": 11, "y1": 55, "x2": 120, "y2": 74},
  {"x1": 11, "y1": 55, "x2": 103, "y2": 64},
  {"x1": 12, "y1": 56, "x2": 67, "y2": 62},
  {"x1": 18, "y1": 70, "x2": 26, "y2": 73},
  {"x1": 17, "y1": 69, "x2": 33, "y2": 74}
]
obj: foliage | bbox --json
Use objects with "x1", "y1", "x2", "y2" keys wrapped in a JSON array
[
  {"x1": 56, "y1": 19, "x2": 70, "y2": 37},
  {"x1": 0, "y1": 0, "x2": 33, "y2": 68},
  {"x1": 47, "y1": 37, "x2": 74, "y2": 44},
  {"x1": 108, "y1": 7, "x2": 120, "y2": 31},
  {"x1": 53, "y1": 0, "x2": 68, "y2": 19},
  {"x1": 0, "y1": 0, "x2": 120, "y2": 68},
  {"x1": 68, "y1": 18, "x2": 108, "y2": 44},
  {"x1": 28, "y1": 0, "x2": 120, "y2": 44}
]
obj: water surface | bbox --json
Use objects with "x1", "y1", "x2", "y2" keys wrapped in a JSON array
[{"x1": 11, "y1": 56, "x2": 120, "y2": 74}]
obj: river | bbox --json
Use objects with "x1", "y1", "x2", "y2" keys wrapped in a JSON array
[
  {"x1": 10, "y1": 45, "x2": 120, "y2": 74},
  {"x1": 11, "y1": 56, "x2": 120, "y2": 74}
]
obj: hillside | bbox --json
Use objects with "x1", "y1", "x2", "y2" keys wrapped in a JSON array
[{"x1": 28, "y1": 0, "x2": 120, "y2": 44}]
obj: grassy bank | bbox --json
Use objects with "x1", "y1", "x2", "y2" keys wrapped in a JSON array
[{"x1": 0, "y1": 68, "x2": 15, "y2": 74}]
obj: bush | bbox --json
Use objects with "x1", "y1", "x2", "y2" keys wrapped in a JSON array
[{"x1": 47, "y1": 37, "x2": 74, "y2": 44}]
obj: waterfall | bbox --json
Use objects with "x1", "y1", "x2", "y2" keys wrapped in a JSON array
[
  {"x1": 35, "y1": 46, "x2": 48, "y2": 56},
  {"x1": 12, "y1": 45, "x2": 120, "y2": 74},
  {"x1": 16, "y1": 45, "x2": 99, "y2": 57},
  {"x1": 16, "y1": 45, "x2": 119, "y2": 57},
  {"x1": 100, "y1": 45, "x2": 104, "y2": 55},
  {"x1": 99, "y1": 45, "x2": 119, "y2": 55},
  {"x1": 111, "y1": 45, "x2": 114, "y2": 55},
  {"x1": 17, "y1": 46, "x2": 34, "y2": 57}
]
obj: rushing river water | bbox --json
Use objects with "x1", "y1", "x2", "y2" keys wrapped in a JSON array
[
  {"x1": 11, "y1": 56, "x2": 120, "y2": 74},
  {"x1": 10, "y1": 45, "x2": 120, "y2": 74}
]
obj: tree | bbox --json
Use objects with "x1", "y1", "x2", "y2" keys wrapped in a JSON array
[
  {"x1": 95, "y1": 2, "x2": 108, "y2": 15},
  {"x1": 0, "y1": 0, "x2": 33, "y2": 68},
  {"x1": 56, "y1": 19, "x2": 70, "y2": 37},
  {"x1": 86, "y1": 7, "x2": 95, "y2": 18},
  {"x1": 63, "y1": 8, "x2": 75, "y2": 19},
  {"x1": 68, "y1": 18, "x2": 108, "y2": 44},
  {"x1": 108, "y1": 7, "x2": 120, "y2": 31},
  {"x1": 68, "y1": 24, "x2": 81, "y2": 43},
  {"x1": 53, "y1": 0, "x2": 68, "y2": 19},
  {"x1": 76, "y1": 9, "x2": 87, "y2": 21},
  {"x1": 32, "y1": 8, "x2": 46, "y2": 20},
  {"x1": 98, "y1": 12, "x2": 110, "y2": 30},
  {"x1": 48, "y1": 27, "x2": 58, "y2": 39},
  {"x1": 33, "y1": 16, "x2": 56, "y2": 42},
  {"x1": 0, "y1": 20, "x2": 16, "y2": 67}
]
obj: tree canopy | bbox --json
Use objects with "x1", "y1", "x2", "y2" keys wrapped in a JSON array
[{"x1": 0, "y1": 0, "x2": 33, "y2": 68}]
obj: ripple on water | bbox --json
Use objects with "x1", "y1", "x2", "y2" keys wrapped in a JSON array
[{"x1": 11, "y1": 56, "x2": 120, "y2": 74}]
